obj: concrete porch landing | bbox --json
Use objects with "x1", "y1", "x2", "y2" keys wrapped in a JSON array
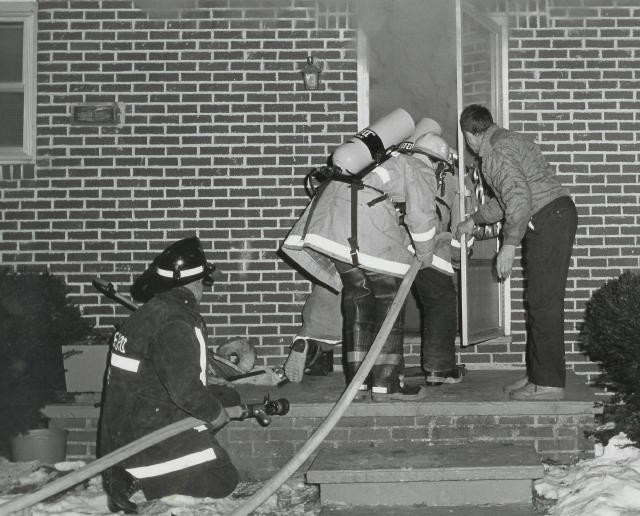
[
  {"x1": 43, "y1": 369, "x2": 600, "y2": 480},
  {"x1": 234, "y1": 367, "x2": 597, "y2": 410},
  {"x1": 219, "y1": 369, "x2": 600, "y2": 480}
]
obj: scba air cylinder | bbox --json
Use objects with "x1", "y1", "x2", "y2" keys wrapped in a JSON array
[
  {"x1": 331, "y1": 108, "x2": 415, "y2": 176},
  {"x1": 398, "y1": 117, "x2": 443, "y2": 152}
]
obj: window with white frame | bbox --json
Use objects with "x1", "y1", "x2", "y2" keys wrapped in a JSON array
[{"x1": 0, "y1": 0, "x2": 36, "y2": 164}]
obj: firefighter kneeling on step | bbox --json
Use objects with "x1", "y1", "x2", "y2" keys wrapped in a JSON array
[{"x1": 99, "y1": 236, "x2": 241, "y2": 513}]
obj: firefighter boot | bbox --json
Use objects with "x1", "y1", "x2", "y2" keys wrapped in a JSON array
[
  {"x1": 104, "y1": 466, "x2": 138, "y2": 514},
  {"x1": 340, "y1": 266, "x2": 376, "y2": 400}
]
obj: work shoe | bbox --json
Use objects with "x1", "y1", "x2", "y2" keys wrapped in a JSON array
[
  {"x1": 371, "y1": 383, "x2": 427, "y2": 402},
  {"x1": 509, "y1": 382, "x2": 565, "y2": 401},
  {"x1": 352, "y1": 384, "x2": 370, "y2": 401},
  {"x1": 104, "y1": 467, "x2": 138, "y2": 514},
  {"x1": 283, "y1": 339, "x2": 308, "y2": 383},
  {"x1": 425, "y1": 365, "x2": 466, "y2": 386},
  {"x1": 503, "y1": 375, "x2": 529, "y2": 393}
]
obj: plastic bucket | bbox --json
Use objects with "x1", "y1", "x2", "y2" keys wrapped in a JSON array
[{"x1": 11, "y1": 427, "x2": 68, "y2": 463}]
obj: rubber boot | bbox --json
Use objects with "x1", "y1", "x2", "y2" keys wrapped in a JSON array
[
  {"x1": 104, "y1": 466, "x2": 138, "y2": 514},
  {"x1": 340, "y1": 265, "x2": 375, "y2": 398},
  {"x1": 368, "y1": 271, "x2": 405, "y2": 393}
]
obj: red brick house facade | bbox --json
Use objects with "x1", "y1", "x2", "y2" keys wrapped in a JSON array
[{"x1": 1, "y1": 0, "x2": 638, "y2": 385}]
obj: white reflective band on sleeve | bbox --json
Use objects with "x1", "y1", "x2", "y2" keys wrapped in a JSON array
[
  {"x1": 432, "y1": 255, "x2": 454, "y2": 274},
  {"x1": 194, "y1": 327, "x2": 207, "y2": 386},
  {"x1": 126, "y1": 448, "x2": 217, "y2": 479},
  {"x1": 451, "y1": 238, "x2": 461, "y2": 248},
  {"x1": 110, "y1": 353, "x2": 140, "y2": 373},
  {"x1": 410, "y1": 227, "x2": 436, "y2": 242},
  {"x1": 373, "y1": 166, "x2": 391, "y2": 184},
  {"x1": 528, "y1": 220, "x2": 535, "y2": 230},
  {"x1": 156, "y1": 264, "x2": 204, "y2": 279},
  {"x1": 194, "y1": 425, "x2": 208, "y2": 432}
]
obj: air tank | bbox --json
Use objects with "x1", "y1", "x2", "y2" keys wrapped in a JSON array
[
  {"x1": 331, "y1": 108, "x2": 415, "y2": 175},
  {"x1": 397, "y1": 117, "x2": 443, "y2": 152}
]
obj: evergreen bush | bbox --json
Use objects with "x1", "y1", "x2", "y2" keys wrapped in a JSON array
[
  {"x1": 0, "y1": 270, "x2": 94, "y2": 454},
  {"x1": 579, "y1": 271, "x2": 640, "y2": 445}
]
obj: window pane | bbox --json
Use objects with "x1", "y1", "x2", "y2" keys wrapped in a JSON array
[
  {"x1": 0, "y1": 92, "x2": 23, "y2": 146},
  {"x1": 0, "y1": 22, "x2": 23, "y2": 82}
]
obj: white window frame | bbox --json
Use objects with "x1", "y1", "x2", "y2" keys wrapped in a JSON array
[{"x1": 0, "y1": 0, "x2": 37, "y2": 164}]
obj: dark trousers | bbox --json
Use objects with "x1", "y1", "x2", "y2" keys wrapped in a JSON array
[
  {"x1": 335, "y1": 261, "x2": 404, "y2": 390},
  {"x1": 523, "y1": 196, "x2": 578, "y2": 388},
  {"x1": 413, "y1": 267, "x2": 458, "y2": 372}
]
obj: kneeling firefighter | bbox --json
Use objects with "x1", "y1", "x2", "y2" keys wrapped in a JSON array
[
  {"x1": 99, "y1": 237, "x2": 241, "y2": 513},
  {"x1": 282, "y1": 113, "x2": 440, "y2": 402}
]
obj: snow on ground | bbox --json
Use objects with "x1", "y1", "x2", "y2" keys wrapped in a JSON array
[
  {"x1": 535, "y1": 433, "x2": 640, "y2": 516},
  {"x1": 2, "y1": 434, "x2": 640, "y2": 515},
  {"x1": 0, "y1": 460, "x2": 319, "y2": 515}
]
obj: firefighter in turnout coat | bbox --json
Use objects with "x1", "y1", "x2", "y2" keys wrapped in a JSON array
[
  {"x1": 282, "y1": 135, "x2": 440, "y2": 401},
  {"x1": 99, "y1": 237, "x2": 240, "y2": 513},
  {"x1": 410, "y1": 133, "x2": 476, "y2": 386}
]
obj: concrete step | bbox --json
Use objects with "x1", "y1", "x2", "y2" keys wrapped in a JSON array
[
  {"x1": 319, "y1": 503, "x2": 539, "y2": 515},
  {"x1": 307, "y1": 441, "x2": 543, "y2": 507}
]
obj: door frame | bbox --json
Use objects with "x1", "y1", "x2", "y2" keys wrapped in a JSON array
[
  {"x1": 354, "y1": 1, "x2": 511, "y2": 345},
  {"x1": 456, "y1": 0, "x2": 511, "y2": 347}
]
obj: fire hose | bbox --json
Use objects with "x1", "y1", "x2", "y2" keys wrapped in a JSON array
[
  {"x1": 2, "y1": 262, "x2": 419, "y2": 514},
  {"x1": 0, "y1": 398, "x2": 289, "y2": 515},
  {"x1": 228, "y1": 259, "x2": 421, "y2": 516}
]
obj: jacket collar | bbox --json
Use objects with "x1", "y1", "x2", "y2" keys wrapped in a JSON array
[
  {"x1": 159, "y1": 286, "x2": 198, "y2": 309},
  {"x1": 478, "y1": 124, "x2": 499, "y2": 159}
]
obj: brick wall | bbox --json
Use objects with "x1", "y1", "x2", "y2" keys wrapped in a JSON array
[
  {"x1": 1, "y1": 0, "x2": 638, "y2": 379},
  {"x1": 0, "y1": 0, "x2": 359, "y2": 366},
  {"x1": 473, "y1": 0, "x2": 640, "y2": 383},
  {"x1": 44, "y1": 400, "x2": 597, "y2": 479}
]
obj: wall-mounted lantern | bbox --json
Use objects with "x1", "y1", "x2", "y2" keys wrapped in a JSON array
[{"x1": 300, "y1": 56, "x2": 323, "y2": 91}]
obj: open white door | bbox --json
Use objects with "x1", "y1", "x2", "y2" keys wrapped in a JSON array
[{"x1": 456, "y1": 0, "x2": 510, "y2": 347}]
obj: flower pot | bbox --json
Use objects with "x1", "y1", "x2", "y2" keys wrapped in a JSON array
[
  {"x1": 62, "y1": 344, "x2": 110, "y2": 393},
  {"x1": 11, "y1": 427, "x2": 68, "y2": 463}
]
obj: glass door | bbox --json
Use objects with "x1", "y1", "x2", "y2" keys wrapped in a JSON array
[{"x1": 456, "y1": 0, "x2": 510, "y2": 347}]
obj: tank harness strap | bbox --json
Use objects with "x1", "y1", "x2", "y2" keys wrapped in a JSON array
[{"x1": 348, "y1": 180, "x2": 363, "y2": 266}]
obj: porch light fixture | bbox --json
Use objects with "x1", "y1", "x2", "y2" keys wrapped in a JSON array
[{"x1": 300, "y1": 56, "x2": 323, "y2": 91}]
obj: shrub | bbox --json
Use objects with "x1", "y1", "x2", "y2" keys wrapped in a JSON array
[
  {"x1": 0, "y1": 270, "x2": 94, "y2": 451},
  {"x1": 579, "y1": 271, "x2": 640, "y2": 445}
]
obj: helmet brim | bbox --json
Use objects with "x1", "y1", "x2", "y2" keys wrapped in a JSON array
[{"x1": 130, "y1": 261, "x2": 226, "y2": 302}]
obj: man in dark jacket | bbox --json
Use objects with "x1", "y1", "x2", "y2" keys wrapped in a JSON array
[
  {"x1": 456, "y1": 105, "x2": 577, "y2": 401},
  {"x1": 99, "y1": 236, "x2": 240, "y2": 513}
]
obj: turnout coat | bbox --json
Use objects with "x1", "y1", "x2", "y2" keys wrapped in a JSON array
[
  {"x1": 282, "y1": 152, "x2": 469, "y2": 290},
  {"x1": 99, "y1": 287, "x2": 239, "y2": 500}
]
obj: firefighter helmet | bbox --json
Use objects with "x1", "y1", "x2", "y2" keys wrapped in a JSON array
[
  {"x1": 130, "y1": 236, "x2": 219, "y2": 302},
  {"x1": 412, "y1": 132, "x2": 453, "y2": 162}
]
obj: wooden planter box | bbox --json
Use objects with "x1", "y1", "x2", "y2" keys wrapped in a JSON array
[{"x1": 62, "y1": 344, "x2": 110, "y2": 393}]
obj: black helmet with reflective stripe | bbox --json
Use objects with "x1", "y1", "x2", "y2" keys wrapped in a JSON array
[{"x1": 130, "y1": 236, "x2": 219, "y2": 302}]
